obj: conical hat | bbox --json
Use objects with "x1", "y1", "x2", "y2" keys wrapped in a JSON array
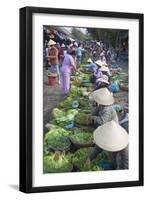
[
  {"x1": 87, "y1": 58, "x2": 93, "y2": 63},
  {"x1": 100, "y1": 66, "x2": 109, "y2": 72},
  {"x1": 92, "y1": 88, "x2": 114, "y2": 105},
  {"x1": 48, "y1": 39, "x2": 56, "y2": 46},
  {"x1": 102, "y1": 61, "x2": 108, "y2": 66},
  {"x1": 61, "y1": 43, "x2": 65, "y2": 47},
  {"x1": 93, "y1": 120, "x2": 129, "y2": 152},
  {"x1": 95, "y1": 60, "x2": 103, "y2": 67},
  {"x1": 97, "y1": 42, "x2": 100, "y2": 46},
  {"x1": 96, "y1": 77, "x2": 109, "y2": 84}
]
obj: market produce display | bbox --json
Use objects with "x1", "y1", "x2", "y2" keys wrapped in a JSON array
[
  {"x1": 43, "y1": 152, "x2": 73, "y2": 173},
  {"x1": 74, "y1": 112, "x2": 92, "y2": 125},
  {"x1": 43, "y1": 62, "x2": 128, "y2": 173},
  {"x1": 70, "y1": 128, "x2": 93, "y2": 143},
  {"x1": 71, "y1": 148, "x2": 102, "y2": 171},
  {"x1": 53, "y1": 109, "x2": 78, "y2": 127}
]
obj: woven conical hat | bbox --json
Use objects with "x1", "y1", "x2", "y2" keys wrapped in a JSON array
[
  {"x1": 102, "y1": 61, "x2": 108, "y2": 66},
  {"x1": 87, "y1": 58, "x2": 93, "y2": 63},
  {"x1": 48, "y1": 39, "x2": 56, "y2": 46},
  {"x1": 93, "y1": 120, "x2": 129, "y2": 152},
  {"x1": 100, "y1": 66, "x2": 109, "y2": 72},
  {"x1": 95, "y1": 60, "x2": 103, "y2": 67},
  {"x1": 92, "y1": 88, "x2": 114, "y2": 105}
]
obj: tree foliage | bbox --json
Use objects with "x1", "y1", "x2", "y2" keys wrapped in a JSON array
[
  {"x1": 87, "y1": 28, "x2": 126, "y2": 48},
  {"x1": 71, "y1": 28, "x2": 87, "y2": 41}
]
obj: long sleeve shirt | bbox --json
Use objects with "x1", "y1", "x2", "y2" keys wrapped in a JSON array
[{"x1": 92, "y1": 105, "x2": 119, "y2": 125}]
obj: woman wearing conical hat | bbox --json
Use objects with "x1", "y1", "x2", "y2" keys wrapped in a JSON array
[
  {"x1": 88, "y1": 88, "x2": 118, "y2": 128},
  {"x1": 86, "y1": 120, "x2": 129, "y2": 170},
  {"x1": 94, "y1": 74, "x2": 110, "y2": 91},
  {"x1": 48, "y1": 39, "x2": 61, "y2": 84}
]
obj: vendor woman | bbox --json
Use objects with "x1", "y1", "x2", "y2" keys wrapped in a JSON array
[
  {"x1": 92, "y1": 60, "x2": 103, "y2": 83},
  {"x1": 60, "y1": 50, "x2": 78, "y2": 95},
  {"x1": 87, "y1": 120, "x2": 129, "y2": 170},
  {"x1": 94, "y1": 75, "x2": 110, "y2": 91},
  {"x1": 88, "y1": 88, "x2": 118, "y2": 128}
]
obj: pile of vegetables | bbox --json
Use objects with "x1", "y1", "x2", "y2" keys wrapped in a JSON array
[
  {"x1": 44, "y1": 128, "x2": 70, "y2": 147},
  {"x1": 79, "y1": 97, "x2": 90, "y2": 108},
  {"x1": 80, "y1": 67, "x2": 94, "y2": 74},
  {"x1": 70, "y1": 85, "x2": 87, "y2": 96},
  {"x1": 43, "y1": 152, "x2": 72, "y2": 173},
  {"x1": 58, "y1": 96, "x2": 75, "y2": 108},
  {"x1": 79, "y1": 73, "x2": 91, "y2": 83},
  {"x1": 53, "y1": 109, "x2": 78, "y2": 127},
  {"x1": 71, "y1": 148, "x2": 102, "y2": 172},
  {"x1": 74, "y1": 112, "x2": 92, "y2": 125},
  {"x1": 70, "y1": 128, "x2": 93, "y2": 143}
]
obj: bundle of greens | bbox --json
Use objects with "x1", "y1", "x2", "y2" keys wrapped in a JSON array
[
  {"x1": 70, "y1": 85, "x2": 87, "y2": 97},
  {"x1": 44, "y1": 128, "x2": 70, "y2": 147},
  {"x1": 80, "y1": 67, "x2": 94, "y2": 74},
  {"x1": 43, "y1": 152, "x2": 73, "y2": 173},
  {"x1": 58, "y1": 96, "x2": 75, "y2": 108},
  {"x1": 74, "y1": 112, "x2": 92, "y2": 125},
  {"x1": 79, "y1": 97, "x2": 90, "y2": 108},
  {"x1": 47, "y1": 136, "x2": 71, "y2": 152},
  {"x1": 79, "y1": 73, "x2": 91, "y2": 83},
  {"x1": 70, "y1": 128, "x2": 93, "y2": 143},
  {"x1": 71, "y1": 148, "x2": 102, "y2": 171},
  {"x1": 53, "y1": 109, "x2": 78, "y2": 127},
  {"x1": 71, "y1": 148, "x2": 90, "y2": 169}
]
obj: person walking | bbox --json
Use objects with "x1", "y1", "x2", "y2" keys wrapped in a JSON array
[
  {"x1": 48, "y1": 39, "x2": 61, "y2": 84},
  {"x1": 60, "y1": 50, "x2": 78, "y2": 95}
]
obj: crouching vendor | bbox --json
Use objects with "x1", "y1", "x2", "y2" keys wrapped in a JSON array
[
  {"x1": 86, "y1": 120, "x2": 129, "y2": 170},
  {"x1": 88, "y1": 88, "x2": 118, "y2": 128}
]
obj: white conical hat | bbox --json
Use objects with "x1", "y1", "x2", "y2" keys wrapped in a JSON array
[
  {"x1": 48, "y1": 39, "x2": 56, "y2": 46},
  {"x1": 100, "y1": 66, "x2": 109, "y2": 72},
  {"x1": 61, "y1": 43, "x2": 65, "y2": 47},
  {"x1": 87, "y1": 58, "x2": 93, "y2": 63},
  {"x1": 92, "y1": 88, "x2": 114, "y2": 105},
  {"x1": 97, "y1": 42, "x2": 100, "y2": 46},
  {"x1": 102, "y1": 61, "x2": 108, "y2": 66},
  {"x1": 95, "y1": 60, "x2": 103, "y2": 67},
  {"x1": 93, "y1": 120, "x2": 129, "y2": 152},
  {"x1": 96, "y1": 75, "x2": 109, "y2": 84}
]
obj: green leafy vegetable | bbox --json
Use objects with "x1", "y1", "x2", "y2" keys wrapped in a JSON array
[
  {"x1": 74, "y1": 112, "x2": 92, "y2": 125},
  {"x1": 70, "y1": 128, "x2": 93, "y2": 143},
  {"x1": 43, "y1": 152, "x2": 72, "y2": 173}
]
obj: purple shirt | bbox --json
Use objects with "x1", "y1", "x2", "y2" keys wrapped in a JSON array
[
  {"x1": 60, "y1": 54, "x2": 75, "y2": 74},
  {"x1": 94, "y1": 68, "x2": 103, "y2": 79}
]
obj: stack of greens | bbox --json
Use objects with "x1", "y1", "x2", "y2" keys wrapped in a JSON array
[
  {"x1": 74, "y1": 112, "x2": 92, "y2": 126},
  {"x1": 43, "y1": 152, "x2": 73, "y2": 173},
  {"x1": 53, "y1": 109, "x2": 78, "y2": 127},
  {"x1": 71, "y1": 148, "x2": 102, "y2": 172},
  {"x1": 70, "y1": 128, "x2": 93, "y2": 143}
]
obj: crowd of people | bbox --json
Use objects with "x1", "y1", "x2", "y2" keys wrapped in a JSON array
[{"x1": 45, "y1": 37, "x2": 129, "y2": 170}]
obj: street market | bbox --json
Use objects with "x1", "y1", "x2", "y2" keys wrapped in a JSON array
[{"x1": 43, "y1": 26, "x2": 129, "y2": 173}]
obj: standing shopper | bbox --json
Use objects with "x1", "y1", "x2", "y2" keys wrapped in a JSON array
[
  {"x1": 60, "y1": 50, "x2": 77, "y2": 95},
  {"x1": 48, "y1": 39, "x2": 61, "y2": 84},
  {"x1": 76, "y1": 43, "x2": 85, "y2": 67}
]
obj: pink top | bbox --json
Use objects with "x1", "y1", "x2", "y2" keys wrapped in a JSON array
[{"x1": 60, "y1": 54, "x2": 75, "y2": 74}]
